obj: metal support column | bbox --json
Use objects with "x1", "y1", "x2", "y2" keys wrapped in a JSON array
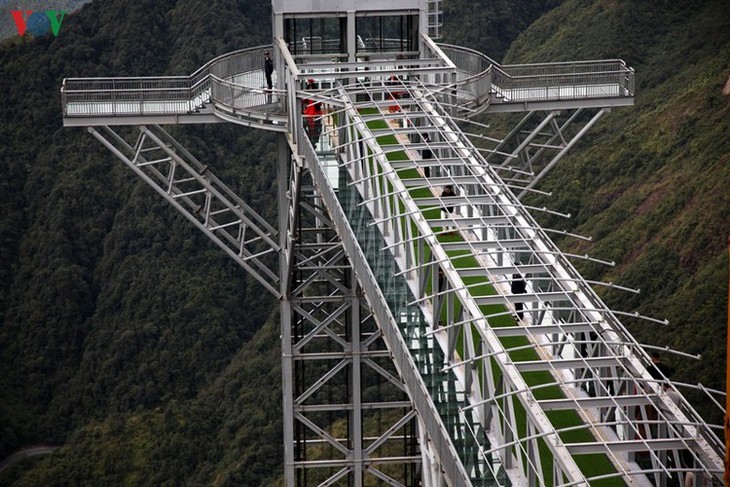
[
  {"x1": 280, "y1": 149, "x2": 420, "y2": 485},
  {"x1": 279, "y1": 133, "x2": 296, "y2": 486}
]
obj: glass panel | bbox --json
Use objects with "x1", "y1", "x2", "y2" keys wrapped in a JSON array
[
  {"x1": 356, "y1": 14, "x2": 418, "y2": 54},
  {"x1": 284, "y1": 17, "x2": 345, "y2": 56},
  {"x1": 337, "y1": 162, "x2": 504, "y2": 486}
]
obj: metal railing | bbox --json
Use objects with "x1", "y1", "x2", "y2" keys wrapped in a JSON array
[
  {"x1": 434, "y1": 43, "x2": 496, "y2": 110},
  {"x1": 62, "y1": 41, "x2": 634, "y2": 123},
  {"x1": 493, "y1": 59, "x2": 635, "y2": 102},
  {"x1": 289, "y1": 36, "x2": 346, "y2": 55},
  {"x1": 61, "y1": 76, "x2": 195, "y2": 117},
  {"x1": 61, "y1": 45, "x2": 287, "y2": 120},
  {"x1": 358, "y1": 37, "x2": 416, "y2": 53},
  {"x1": 435, "y1": 44, "x2": 634, "y2": 110},
  {"x1": 208, "y1": 47, "x2": 285, "y2": 116}
]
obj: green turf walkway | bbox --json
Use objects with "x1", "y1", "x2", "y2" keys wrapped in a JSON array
[{"x1": 351, "y1": 108, "x2": 625, "y2": 486}]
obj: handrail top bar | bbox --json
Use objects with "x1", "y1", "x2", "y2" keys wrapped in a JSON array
[
  {"x1": 435, "y1": 42, "x2": 501, "y2": 65},
  {"x1": 62, "y1": 44, "x2": 271, "y2": 88},
  {"x1": 504, "y1": 58, "x2": 631, "y2": 68},
  {"x1": 504, "y1": 69, "x2": 635, "y2": 79},
  {"x1": 179, "y1": 44, "x2": 271, "y2": 78},
  {"x1": 63, "y1": 87, "x2": 193, "y2": 93},
  {"x1": 63, "y1": 76, "x2": 191, "y2": 81}
]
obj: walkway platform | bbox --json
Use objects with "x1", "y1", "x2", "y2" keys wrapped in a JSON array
[
  {"x1": 60, "y1": 37, "x2": 726, "y2": 487},
  {"x1": 293, "y1": 83, "x2": 722, "y2": 484},
  {"x1": 61, "y1": 44, "x2": 634, "y2": 129}
]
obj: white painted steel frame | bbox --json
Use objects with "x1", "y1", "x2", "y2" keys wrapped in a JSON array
[
  {"x1": 470, "y1": 108, "x2": 610, "y2": 199},
  {"x1": 278, "y1": 137, "x2": 422, "y2": 486},
  {"x1": 323, "y1": 81, "x2": 723, "y2": 486},
  {"x1": 335, "y1": 86, "x2": 584, "y2": 485},
  {"x1": 64, "y1": 5, "x2": 723, "y2": 485},
  {"x1": 295, "y1": 114, "x2": 470, "y2": 487}
]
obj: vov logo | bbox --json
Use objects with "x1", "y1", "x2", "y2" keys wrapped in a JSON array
[{"x1": 11, "y1": 10, "x2": 67, "y2": 37}]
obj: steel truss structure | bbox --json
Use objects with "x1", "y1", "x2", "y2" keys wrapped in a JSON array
[
  {"x1": 85, "y1": 124, "x2": 281, "y2": 295},
  {"x1": 302, "y1": 80, "x2": 723, "y2": 485},
  {"x1": 278, "y1": 147, "x2": 422, "y2": 485},
  {"x1": 59, "y1": 1, "x2": 726, "y2": 486},
  {"x1": 475, "y1": 108, "x2": 610, "y2": 199}
]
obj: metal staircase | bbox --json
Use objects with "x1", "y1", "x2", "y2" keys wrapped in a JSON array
[{"x1": 60, "y1": 1, "x2": 724, "y2": 486}]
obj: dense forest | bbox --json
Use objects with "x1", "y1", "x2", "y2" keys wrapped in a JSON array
[
  {"x1": 506, "y1": 0, "x2": 730, "y2": 411},
  {"x1": 0, "y1": 0, "x2": 727, "y2": 484}
]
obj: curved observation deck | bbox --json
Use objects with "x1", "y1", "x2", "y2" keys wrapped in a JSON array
[
  {"x1": 61, "y1": 40, "x2": 635, "y2": 129},
  {"x1": 438, "y1": 43, "x2": 635, "y2": 114},
  {"x1": 61, "y1": 46, "x2": 288, "y2": 130}
]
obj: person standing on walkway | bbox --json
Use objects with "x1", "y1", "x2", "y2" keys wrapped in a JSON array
[
  {"x1": 264, "y1": 51, "x2": 274, "y2": 90},
  {"x1": 441, "y1": 185, "x2": 456, "y2": 235},
  {"x1": 264, "y1": 51, "x2": 274, "y2": 104},
  {"x1": 511, "y1": 274, "x2": 527, "y2": 319},
  {"x1": 303, "y1": 79, "x2": 322, "y2": 148},
  {"x1": 422, "y1": 134, "x2": 433, "y2": 178}
]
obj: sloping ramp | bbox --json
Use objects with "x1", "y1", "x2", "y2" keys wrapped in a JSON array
[{"x1": 296, "y1": 81, "x2": 722, "y2": 486}]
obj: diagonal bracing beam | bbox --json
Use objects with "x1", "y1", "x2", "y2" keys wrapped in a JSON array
[{"x1": 88, "y1": 124, "x2": 281, "y2": 296}]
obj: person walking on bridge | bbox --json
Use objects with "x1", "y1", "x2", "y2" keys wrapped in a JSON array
[{"x1": 422, "y1": 133, "x2": 433, "y2": 178}]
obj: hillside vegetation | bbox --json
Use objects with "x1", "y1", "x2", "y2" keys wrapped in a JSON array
[
  {"x1": 0, "y1": 0, "x2": 727, "y2": 484},
  {"x1": 505, "y1": 0, "x2": 730, "y2": 420}
]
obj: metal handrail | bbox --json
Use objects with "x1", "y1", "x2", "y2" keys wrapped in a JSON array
[
  {"x1": 61, "y1": 42, "x2": 634, "y2": 120},
  {"x1": 436, "y1": 43, "x2": 634, "y2": 108},
  {"x1": 61, "y1": 45, "x2": 284, "y2": 119},
  {"x1": 430, "y1": 42, "x2": 495, "y2": 112},
  {"x1": 207, "y1": 47, "x2": 287, "y2": 116}
]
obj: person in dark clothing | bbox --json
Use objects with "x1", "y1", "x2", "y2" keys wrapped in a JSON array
[
  {"x1": 264, "y1": 51, "x2": 274, "y2": 90},
  {"x1": 422, "y1": 134, "x2": 433, "y2": 178},
  {"x1": 511, "y1": 274, "x2": 527, "y2": 319},
  {"x1": 437, "y1": 267, "x2": 445, "y2": 293},
  {"x1": 441, "y1": 185, "x2": 455, "y2": 234},
  {"x1": 647, "y1": 352, "x2": 674, "y2": 381}
]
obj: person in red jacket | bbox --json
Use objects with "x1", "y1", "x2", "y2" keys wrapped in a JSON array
[
  {"x1": 387, "y1": 75, "x2": 402, "y2": 114},
  {"x1": 303, "y1": 79, "x2": 322, "y2": 148}
]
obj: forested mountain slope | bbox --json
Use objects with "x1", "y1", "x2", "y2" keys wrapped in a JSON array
[
  {"x1": 1, "y1": 0, "x2": 281, "y2": 484},
  {"x1": 503, "y1": 0, "x2": 730, "y2": 421},
  {"x1": 0, "y1": 0, "x2": 727, "y2": 484}
]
